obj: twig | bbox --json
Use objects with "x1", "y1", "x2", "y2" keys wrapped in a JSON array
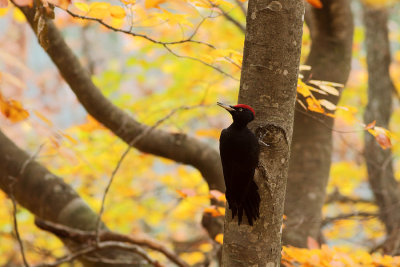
[
  {"x1": 233, "y1": 0, "x2": 247, "y2": 17},
  {"x1": 9, "y1": 181, "x2": 30, "y2": 267},
  {"x1": 214, "y1": 4, "x2": 245, "y2": 33},
  {"x1": 8, "y1": 144, "x2": 45, "y2": 267},
  {"x1": 322, "y1": 212, "x2": 378, "y2": 226},
  {"x1": 35, "y1": 218, "x2": 188, "y2": 267},
  {"x1": 95, "y1": 104, "x2": 204, "y2": 260},
  {"x1": 61, "y1": 9, "x2": 241, "y2": 80},
  {"x1": 325, "y1": 189, "x2": 372, "y2": 204},
  {"x1": 295, "y1": 107, "x2": 365, "y2": 134},
  {"x1": 63, "y1": 9, "x2": 214, "y2": 48},
  {"x1": 163, "y1": 44, "x2": 239, "y2": 81},
  {"x1": 32, "y1": 241, "x2": 161, "y2": 267}
]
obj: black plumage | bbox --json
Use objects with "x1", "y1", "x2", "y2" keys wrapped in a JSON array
[{"x1": 217, "y1": 102, "x2": 260, "y2": 225}]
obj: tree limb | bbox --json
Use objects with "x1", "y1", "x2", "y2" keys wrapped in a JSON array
[{"x1": 15, "y1": 2, "x2": 225, "y2": 192}]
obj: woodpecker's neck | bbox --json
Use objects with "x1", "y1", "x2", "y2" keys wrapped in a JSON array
[{"x1": 230, "y1": 120, "x2": 249, "y2": 130}]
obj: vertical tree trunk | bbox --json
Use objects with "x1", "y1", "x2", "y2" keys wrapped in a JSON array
[
  {"x1": 362, "y1": 4, "x2": 400, "y2": 255},
  {"x1": 283, "y1": 0, "x2": 353, "y2": 247},
  {"x1": 221, "y1": 1, "x2": 304, "y2": 266}
]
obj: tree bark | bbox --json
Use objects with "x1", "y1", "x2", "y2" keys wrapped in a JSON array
[
  {"x1": 221, "y1": 1, "x2": 304, "y2": 266},
  {"x1": 362, "y1": 4, "x2": 400, "y2": 255},
  {"x1": 0, "y1": 129, "x2": 144, "y2": 266},
  {"x1": 283, "y1": 0, "x2": 353, "y2": 247},
  {"x1": 16, "y1": 3, "x2": 225, "y2": 192}
]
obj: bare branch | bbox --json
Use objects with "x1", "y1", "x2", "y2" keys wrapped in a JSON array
[
  {"x1": 322, "y1": 212, "x2": 378, "y2": 226},
  {"x1": 63, "y1": 8, "x2": 214, "y2": 48},
  {"x1": 15, "y1": 2, "x2": 225, "y2": 192},
  {"x1": 8, "y1": 144, "x2": 45, "y2": 267},
  {"x1": 35, "y1": 218, "x2": 189, "y2": 267},
  {"x1": 214, "y1": 5, "x2": 245, "y2": 33},
  {"x1": 163, "y1": 44, "x2": 239, "y2": 80},
  {"x1": 9, "y1": 180, "x2": 30, "y2": 267},
  {"x1": 95, "y1": 104, "x2": 206, "y2": 244},
  {"x1": 325, "y1": 189, "x2": 373, "y2": 205}
]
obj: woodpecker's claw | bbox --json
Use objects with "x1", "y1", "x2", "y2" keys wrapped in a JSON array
[{"x1": 258, "y1": 139, "x2": 270, "y2": 147}]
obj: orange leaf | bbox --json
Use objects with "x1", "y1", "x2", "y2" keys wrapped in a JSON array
[
  {"x1": 176, "y1": 188, "x2": 196, "y2": 198},
  {"x1": 306, "y1": 0, "x2": 322, "y2": 8},
  {"x1": 0, "y1": 94, "x2": 29, "y2": 122},
  {"x1": 365, "y1": 120, "x2": 376, "y2": 130},
  {"x1": 307, "y1": 236, "x2": 320, "y2": 249},
  {"x1": 0, "y1": 0, "x2": 8, "y2": 8},
  {"x1": 369, "y1": 127, "x2": 392, "y2": 150},
  {"x1": 60, "y1": 132, "x2": 78, "y2": 144},
  {"x1": 204, "y1": 205, "x2": 224, "y2": 217},
  {"x1": 34, "y1": 110, "x2": 53, "y2": 127}
]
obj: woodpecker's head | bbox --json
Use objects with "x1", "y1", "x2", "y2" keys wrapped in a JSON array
[{"x1": 217, "y1": 102, "x2": 255, "y2": 126}]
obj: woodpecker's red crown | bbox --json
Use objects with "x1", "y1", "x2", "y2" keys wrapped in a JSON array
[{"x1": 233, "y1": 104, "x2": 255, "y2": 117}]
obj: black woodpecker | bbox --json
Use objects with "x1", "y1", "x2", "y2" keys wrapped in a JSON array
[{"x1": 217, "y1": 102, "x2": 260, "y2": 226}]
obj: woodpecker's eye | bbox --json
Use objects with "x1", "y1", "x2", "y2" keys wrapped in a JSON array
[{"x1": 239, "y1": 108, "x2": 243, "y2": 112}]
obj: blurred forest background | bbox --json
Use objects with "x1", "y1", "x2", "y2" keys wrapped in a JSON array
[{"x1": 1, "y1": 0, "x2": 400, "y2": 266}]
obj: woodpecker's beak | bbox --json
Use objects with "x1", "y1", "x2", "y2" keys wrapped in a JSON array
[{"x1": 217, "y1": 102, "x2": 235, "y2": 112}]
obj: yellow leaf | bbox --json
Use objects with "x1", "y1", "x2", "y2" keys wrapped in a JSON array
[
  {"x1": 88, "y1": 2, "x2": 111, "y2": 19},
  {"x1": 34, "y1": 110, "x2": 53, "y2": 126},
  {"x1": 110, "y1": 5, "x2": 126, "y2": 19},
  {"x1": 297, "y1": 79, "x2": 312, "y2": 98},
  {"x1": 145, "y1": 0, "x2": 166, "y2": 9},
  {"x1": 0, "y1": 7, "x2": 8, "y2": 16},
  {"x1": 74, "y1": 2, "x2": 89, "y2": 12},
  {"x1": 306, "y1": 98, "x2": 324, "y2": 113},
  {"x1": 121, "y1": 0, "x2": 136, "y2": 4},
  {"x1": 13, "y1": 8, "x2": 26, "y2": 22},
  {"x1": 215, "y1": 233, "x2": 223, "y2": 244}
]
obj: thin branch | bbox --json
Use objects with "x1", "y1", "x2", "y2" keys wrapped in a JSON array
[
  {"x1": 32, "y1": 241, "x2": 161, "y2": 267},
  {"x1": 325, "y1": 189, "x2": 373, "y2": 205},
  {"x1": 9, "y1": 180, "x2": 30, "y2": 267},
  {"x1": 214, "y1": 5, "x2": 245, "y2": 33},
  {"x1": 233, "y1": 0, "x2": 247, "y2": 17},
  {"x1": 322, "y1": 212, "x2": 378, "y2": 226},
  {"x1": 163, "y1": 44, "x2": 239, "y2": 81},
  {"x1": 295, "y1": 107, "x2": 365, "y2": 134},
  {"x1": 63, "y1": 8, "x2": 214, "y2": 48},
  {"x1": 95, "y1": 104, "x2": 204, "y2": 262},
  {"x1": 35, "y1": 218, "x2": 189, "y2": 267},
  {"x1": 61, "y1": 8, "x2": 239, "y2": 81},
  {"x1": 8, "y1": 144, "x2": 45, "y2": 267}
]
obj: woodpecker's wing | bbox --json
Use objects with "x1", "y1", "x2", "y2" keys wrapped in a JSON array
[{"x1": 219, "y1": 128, "x2": 260, "y2": 225}]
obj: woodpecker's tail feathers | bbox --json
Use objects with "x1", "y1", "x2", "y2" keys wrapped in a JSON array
[{"x1": 228, "y1": 181, "x2": 260, "y2": 226}]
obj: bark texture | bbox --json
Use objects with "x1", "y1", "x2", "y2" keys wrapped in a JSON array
[
  {"x1": 221, "y1": 0, "x2": 304, "y2": 266},
  {"x1": 283, "y1": 0, "x2": 353, "y2": 247},
  {"x1": 0, "y1": 130, "x2": 143, "y2": 266},
  {"x1": 17, "y1": 4, "x2": 225, "y2": 192},
  {"x1": 362, "y1": 5, "x2": 400, "y2": 255}
]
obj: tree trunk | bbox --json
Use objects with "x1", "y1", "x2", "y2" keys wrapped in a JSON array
[
  {"x1": 362, "y1": 4, "x2": 400, "y2": 255},
  {"x1": 283, "y1": 0, "x2": 353, "y2": 247},
  {"x1": 221, "y1": 1, "x2": 304, "y2": 266}
]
